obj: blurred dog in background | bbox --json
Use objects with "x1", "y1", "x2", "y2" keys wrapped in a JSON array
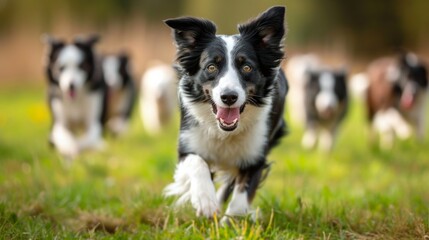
[
  {"x1": 139, "y1": 62, "x2": 177, "y2": 136},
  {"x1": 44, "y1": 35, "x2": 107, "y2": 158},
  {"x1": 102, "y1": 52, "x2": 136, "y2": 136},
  {"x1": 285, "y1": 54, "x2": 320, "y2": 127},
  {"x1": 363, "y1": 52, "x2": 428, "y2": 149},
  {"x1": 302, "y1": 68, "x2": 348, "y2": 151}
]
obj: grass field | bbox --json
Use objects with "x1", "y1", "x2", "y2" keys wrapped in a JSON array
[{"x1": 1, "y1": 85, "x2": 429, "y2": 239}]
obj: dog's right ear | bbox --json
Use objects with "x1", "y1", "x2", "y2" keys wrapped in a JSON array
[
  {"x1": 164, "y1": 17, "x2": 216, "y2": 51},
  {"x1": 75, "y1": 34, "x2": 101, "y2": 47}
]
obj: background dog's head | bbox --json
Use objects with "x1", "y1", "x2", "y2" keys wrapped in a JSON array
[
  {"x1": 305, "y1": 69, "x2": 348, "y2": 120},
  {"x1": 393, "y1": 53, "x2": 428, "y2": 111},
  {"x1": 165, "y1": 6, "x2": 285, "y2": 132},
  {"x1": 44, "y1": 34, "x2": 100, "y2": 100},
  {"x1": 103, "y1": 52, "x2": 131, "y2": 90}
]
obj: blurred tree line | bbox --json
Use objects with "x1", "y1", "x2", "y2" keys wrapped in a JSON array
[{"x1": 0, "y1": 0, "x2": 428, "y2": 57}]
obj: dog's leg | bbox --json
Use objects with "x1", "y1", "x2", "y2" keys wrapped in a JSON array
[
  {"x1": 108, "y1": 87, "x2": 134, "y2": 136},
  {"x1": 78, "y1": 93, "x2": 105, "y2": 151},
  {"x1": 302, "y1": 126, "x2": 317, "y2": 149},
  {"x1": 77, "y1": 121, "x2": 104, "y2": 151},
  {"x1": 51, "y1": 123, "x2": 79, "y2": 158},
  {"x1": 373, "y1": 110, "x2": 395, "y2": 149},
  {"x1": 216, "y1": 176, "x2": 235, "y2": 206},
  {"x1": 164, "y1": 154, "x2": 219, "y2": 218},
  {"x1": 221, "y1": 161, "x2": 267, "y2": 225},
  {"x1": 319, "y1": 127, "x2": 335, "y2": 152},
  {"x1": 387, "y1": 108, "x2": 412, "y2": 140}
]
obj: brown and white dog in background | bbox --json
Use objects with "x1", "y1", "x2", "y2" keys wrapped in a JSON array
[{"x1": 362, "y1": 52, "x2": 428, "y2": 149}]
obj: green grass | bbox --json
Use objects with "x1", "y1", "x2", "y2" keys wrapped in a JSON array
[{"x1": 1, "y1": 85, "x2": 429, "y2": 239}]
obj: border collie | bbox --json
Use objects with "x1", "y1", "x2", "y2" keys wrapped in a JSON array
[
  {"x1": 163, "y1": 6, "x2": 288, "y2": 223},
  {"x1": 102, "y1": 52, "x2": 136, "y2": 136},
  {"x1": 285, "y1": 54, "x2": 320, "y2": 126},
  {"x1": 301, "y1": 69, "x2": 348, "y2": 151},
  {"x1": 44, "y1": 35, "x2": 107, "y2": 158},
  {"x1": 365, "y1": 53, "x2": 428, "y2": 149},
  {"x1": 140, "y1": 62, "x2": 177, "y2": 135}
]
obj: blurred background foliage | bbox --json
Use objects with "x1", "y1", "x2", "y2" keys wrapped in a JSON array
[{"x1": 0, "y1": 0, "x2": 428, "y2": 81}]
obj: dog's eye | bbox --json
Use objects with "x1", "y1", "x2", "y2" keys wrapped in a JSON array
[
  {"x1": 242, "y1": 65, "x2": 252, "y2": 73},
  {"x1": 58, "y1": 66, "x2": 65, "y2": 72},
  {"x1": 207, "y1": 64, "x2": 218, "y2": 73}
]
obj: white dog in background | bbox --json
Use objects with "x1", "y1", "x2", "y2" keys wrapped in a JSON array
[{"x1": 140, "y1": 62, "x2": 177, "y2": 135}]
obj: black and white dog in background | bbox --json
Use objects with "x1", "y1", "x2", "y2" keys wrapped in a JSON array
[
  {"x1": 302, "y1": 69, "x2": 348, "y2": 151},
  {"x1": 163, "y1": 6, "x2": 288, "y2": 223},
  {"x1": 44, "y1": 35, "x2": 107, "y2": 158},
  {"x1": 102, "y1": 52, "x2": 136, "y2": 136}
]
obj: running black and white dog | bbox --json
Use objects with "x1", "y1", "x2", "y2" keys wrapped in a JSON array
[
  {"x1": 301, "y1": 69, "x2": 348, "y2": 151},
  {"x1": 102, "y1": 52, "x2": 136, "y2": 136},
  {"x1": 163, "y1": 6, "x2": 288, "y2": 222},
  {"x1": 44, "y1": 35, "x2": 107, "y2": 158}
]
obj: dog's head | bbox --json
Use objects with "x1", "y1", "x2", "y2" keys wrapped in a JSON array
[
  {"x1": 165, "y1": 6, "x2": 285, "y2": 132},
  {"x1": 394, "y1": 53, "x2": 428, "y2": 111},
  {"x1": 306, "y1": 69, "x2": 347, "y2": 120},
  {"x1": 44, "y1": 34, "x2": 100, "y2": 100}
]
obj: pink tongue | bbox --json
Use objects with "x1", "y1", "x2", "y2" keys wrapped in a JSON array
[
  {"x1": 216, "y1": 107, "x2": 240, "y2": 124},
  {"x1": 69, "y1": 90, "x2": 76, "y2": 99},
  {"x1": 401, "y1": 93, "x2": 414, "y2": 110}
]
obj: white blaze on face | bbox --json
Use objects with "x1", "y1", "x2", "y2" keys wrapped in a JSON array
[
  {"x1": 103, "y1": 56, "x2": 122, "y2": 89},
  {"x1": 315, "y1": 72, "x2": 338, "y2": 115},
  {"x1": 57, "y1": 45, "x2": 87, "y2": 96},
  {"x1": 212, "y1": 36, "x2": 246, "y2": 109}
]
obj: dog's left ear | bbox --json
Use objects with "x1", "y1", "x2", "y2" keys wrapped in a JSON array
[{"x1": 238, "y1": 6, "x2": 286, "y2": 49}]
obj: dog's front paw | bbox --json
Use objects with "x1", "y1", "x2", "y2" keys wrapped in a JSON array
[{"x1": 191, "y1": 190, "x2": 219, "y2": 218}]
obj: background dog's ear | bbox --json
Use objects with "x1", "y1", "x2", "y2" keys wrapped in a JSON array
[
  {"x1": 164, "y1": 17, "x2": 216, "y2": 50},
  {"x1": 41, "y1": 34, "x2": 64, "y2": 50},
  {"x1": 118, "y1": 51, "x2": 129, "y2": 65},
  {"x1": 238, "y1": 6, "x2": 286, "y2": 48},
  {"x1": 74, "y1": 34, "x2": 101, "y2": 47}
]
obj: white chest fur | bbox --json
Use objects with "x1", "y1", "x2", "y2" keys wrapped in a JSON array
[
  {"x1": 180, "y1": 100, "x2": 272, "y2": 170},
  {"x1": 51, "y1": 90, "x2": 103, "y2": 127}
]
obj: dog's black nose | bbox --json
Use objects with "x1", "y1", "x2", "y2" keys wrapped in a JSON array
[{"x1": 220, "y1": 90, "x2": 238, "y2": 106}]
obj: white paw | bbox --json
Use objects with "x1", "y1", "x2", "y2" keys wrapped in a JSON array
[
  {"x1": 56, "y1": 143, "x2": 79, "y2": 159},
  {"x1": 191, "y1": 190, "x2": 219, "y2": 218},
  {"x1": 302, "y1": 132, "x2": 317, "y2": 149},
  {"x1": 93, "y1": 140, "x2": 106, "y2": 151},
  {"x1": 220, "y1": 216, "x2": 233, "y2": 226},
  {"x1": 108, "y1": 117, "x2": 128, "y2": 136}
]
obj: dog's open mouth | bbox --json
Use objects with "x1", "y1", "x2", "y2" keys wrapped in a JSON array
[{"x1": 211, "y1": 103, "x2": 245, "y2": 131}]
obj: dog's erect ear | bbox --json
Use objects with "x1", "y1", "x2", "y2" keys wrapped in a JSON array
[
  {"x1": 164, "y1": 17, "x2": 216, "y2": 50},
  {"x1": 118, "y1": 51, "x2": 129, "y2": 66},
  {"x1": 238, "y1": 6, "x2": 286, "y2": 48},
  {"x1": 306, "y1": 70, "x2": 319, "y2": 83},
  {"x1": 74, "y1": 34, "x2": 101, "y2": 47},
  {"x1": 41, "y1": 34, "x2": 65, "y2": 50}
]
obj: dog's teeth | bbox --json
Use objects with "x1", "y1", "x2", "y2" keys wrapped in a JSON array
[{"x1": 219, "y1": 118, "x2": 238, "y2": 127}]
